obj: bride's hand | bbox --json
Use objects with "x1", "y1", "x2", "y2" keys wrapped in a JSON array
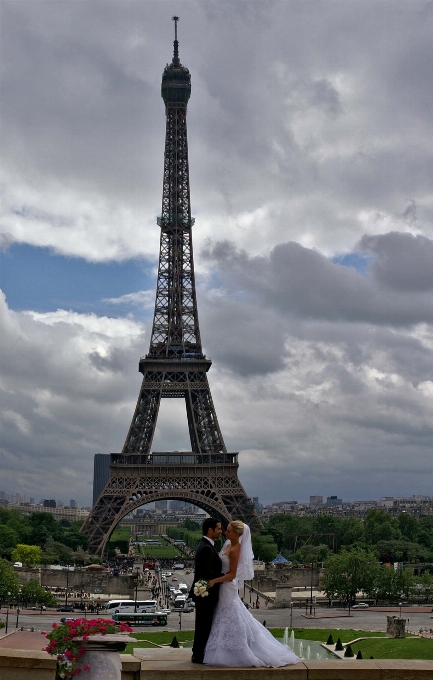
[{"x1": 208, "y1": 579, "x2": 216, "y2": 588}]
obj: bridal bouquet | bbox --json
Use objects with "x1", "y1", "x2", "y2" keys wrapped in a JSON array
[
  {"x1": 193, "y1": 579, "x2": 209, "y2": 597},
  {"x1": 43, "y1": 618, "x2": 132, "y2": 679}
]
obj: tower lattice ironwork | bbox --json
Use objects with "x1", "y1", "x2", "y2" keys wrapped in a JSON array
[{"x1": 83, "y1": 18, "x2": 263, "y2": 554}]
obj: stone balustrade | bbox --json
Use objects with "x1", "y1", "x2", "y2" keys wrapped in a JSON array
[{"x1": 1, "y1": 647, "x2": 433, "y2": 680}]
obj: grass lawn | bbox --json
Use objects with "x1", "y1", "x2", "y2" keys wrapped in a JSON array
[
  {"x1": 138, "y1": 544, "x2": 182, "y2": 558},
  {"x1": 271, "y1": 628, "x2": 386, "y2": 642},
  {"x1": 351, "y1": 638, "x2": 433, "y2": 660},
  {"x1": 137, "y1": 535, "x2": 184, "y2": 559},
  {"x1": 122, "y1": 628, "x2": 433, "y2": 660}
]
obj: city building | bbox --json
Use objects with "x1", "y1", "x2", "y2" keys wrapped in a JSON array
[
  {"x1": 70, "y1": 499, "x2": 77, "y2": 509},
  {"x1": 92, "y1": 453, "x2": 111, "y2": 505},
  {"x1": 43, "y1": 499, "x2": 57, "y2": 508},
  {"x1": 326, "y1": 496, "x2": 342, "y2": 507},
  {"x1": 309, "y1": 495, "x2": 323, "y2": 507}
]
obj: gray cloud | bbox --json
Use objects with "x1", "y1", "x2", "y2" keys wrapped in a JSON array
[
  {"x1": 202, "y1": 236, "x2": 433, "y2": 327},
  {"x1": 359, "y1": 232, "x2": 433, "y2": 292}
]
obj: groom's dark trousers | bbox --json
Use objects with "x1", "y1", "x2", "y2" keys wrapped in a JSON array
[{"x1": 190, "y1": 537, "x2": 222, "y2": 662}]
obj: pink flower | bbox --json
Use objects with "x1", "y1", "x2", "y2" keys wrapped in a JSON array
[
  {"x1": 79, "y1": 647, "x2": 86, "y2": 655},
  {"x1": 83, "y1": 665, "x2": 90, "y2": 672},
  {"x1": 73, "y1": 670, "x2": 81, "y2": 676},
  {"x1": 52, "y1": 623, "x2": 57, "y2": 628},
  {"x1": 69, "y1": 628, "x2": 77, "y2": 636}
]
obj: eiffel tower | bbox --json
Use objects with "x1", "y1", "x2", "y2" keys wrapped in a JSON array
[{"x1": 83, "y1": 18, "x2": 263, "y2": 554}]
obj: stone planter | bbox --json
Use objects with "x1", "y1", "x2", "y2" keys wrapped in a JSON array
[{"x1": 71, "y1": 634, "x2": 136, "y2": 680}]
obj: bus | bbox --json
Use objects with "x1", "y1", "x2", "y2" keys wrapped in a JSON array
[
  {"x1": 112, "y1": 612, "x2": 168, "y2": 626},
  {"x1": 106, "y1": 599, "x2": 157, "y2": 614}
]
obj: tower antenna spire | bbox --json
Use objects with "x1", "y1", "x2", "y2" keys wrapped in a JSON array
[{"x1": 172, "y1": 16, "x2": 180, "y2": 65}]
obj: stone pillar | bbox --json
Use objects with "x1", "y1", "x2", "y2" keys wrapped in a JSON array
[
  {"x1": 275, "y1": 584, "x2": 292, "y2": 606},
  {"x1": 386, "y1": 615, "x2": 406, "y2": 638}
]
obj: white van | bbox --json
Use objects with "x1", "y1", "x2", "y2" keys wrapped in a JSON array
[
  {"x1": 106, "y1": 599, "x2": 157, "y2": 614},
  {"x1": 178, "y1": 583, "x2": 188, "y2": 594}
]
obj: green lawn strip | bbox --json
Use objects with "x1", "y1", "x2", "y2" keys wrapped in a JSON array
[
  {"x1": 350, "y1": 638, "x2": 433, "y2": 660},
  {"x1": 123, "y1": 630, "x2": 194, "y2": 653},
  {"x1": 140, "y1": 545, "x2": 181, "y2": 558},
  {"x1": 273, "y1": 628, "x2": 386, "y2": 643},
  {"x1": 122, "y1": 627, "x2": 432, "y2": 660}
]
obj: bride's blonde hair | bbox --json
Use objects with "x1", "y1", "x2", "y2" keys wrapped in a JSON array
[{"x1": 230, "y1": 520, "x2": 244, "y2": 535}]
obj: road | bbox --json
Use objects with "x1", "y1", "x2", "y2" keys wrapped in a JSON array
[{"x1": 2, "y1": 567, "x2": 432, "y2": 637}]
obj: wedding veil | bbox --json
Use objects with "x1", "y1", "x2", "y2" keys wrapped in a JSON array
[{"x1": 236, "y1": 523, "x2": 254, "y2": 589}]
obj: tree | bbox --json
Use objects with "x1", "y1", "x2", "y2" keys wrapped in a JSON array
[
  {"x1": 364, "y1": 510, "x2": 401, "y2": 545},
  {"x1": 182, "y1": 519, "x2": 201, "y2": 532},
  {"x1": 322, "y1": 548, "x2": 380, "y2": 603},
  {"x1": 397, "y1": 513, "x2": 418, "y2": 542},
  {"x1": 417, "y1": 570, "x2": 433, "y2": 602},
  {"x1": 11, "y1": 544, "x2": 42, "y2": 567},
  {"x1": 373, "y1": 565, "x2": 416, "y2": 601},
  {"x1": 0, "y1": 525, "x2": 18, "y2": 557},
  {"x1": 251, "y1": 532, "x2": 279, "y2": 562},
  {"x1": 0, "y1": 559, "x2": 20, "y2": 603},
  {"x1": 21, "y1": 579, "x2": 57, "y2": 606}
]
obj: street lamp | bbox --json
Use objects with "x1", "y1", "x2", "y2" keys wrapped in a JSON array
[
  {"x1": 309, "y1": 562, "x2": 314, "y2": 615},
  {"x1": 5, "y1": 592, "x2": 11, "y2": 634},
  {"x1": 399, "y1": 602, "x2": 402, "y2": 618},
  {"x1": 64, "y1": 566, "x2": 70, "y2": 607},
  {"x1": 134, "y1": 567, "x2": 140, "y2": 613},
  {"x1": 15, "y1": 588, "x2": 22, "y2": 629}
]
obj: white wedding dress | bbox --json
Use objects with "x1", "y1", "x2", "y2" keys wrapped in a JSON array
[{"x1": 204, "y1": 548, "x2": 300, "y2": 667}]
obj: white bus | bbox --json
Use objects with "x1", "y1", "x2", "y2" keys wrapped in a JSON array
[{"x1": 106, "y1": 599, "x2": 157, "y2": 614}]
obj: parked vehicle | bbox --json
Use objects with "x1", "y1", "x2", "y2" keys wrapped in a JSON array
[
  {"x1": 352, "y1": 603, "x2": 369, "y2": 609},
  {"x1": 112, "y1": 612, "x2": 167, "y2": 626},
  {"x1": 57, "y1": 606, "x2": 74, "y2": 612},
  {"x1": 106, "y1": 599, "x2": 157, "y2": 614}
]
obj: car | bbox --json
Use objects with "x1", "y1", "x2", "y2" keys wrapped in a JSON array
[
  {"x1": 159, "y1": 608, "x2": 171, "y2": 615},
  {"x1": 60, "y1": 617, "x2": 75, "y2": 624},
  {"x1": 352, "y1": 602, "x2": 369, "y2": 609},
  {"x1": 31, "y1": 606, "x2": 46, "y2": 611},
  {"x1": 57, "y1": 606, "x2": 74, "y2": 612},
  {"x1": 171, "y1": 577, "x2": 178, "y2": 581}
]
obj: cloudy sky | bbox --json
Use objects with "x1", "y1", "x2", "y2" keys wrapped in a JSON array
[{"x1": 1, "y1": 1, "x2": 432, "y2": 508}]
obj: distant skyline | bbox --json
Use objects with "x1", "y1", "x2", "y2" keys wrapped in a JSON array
[{"x1": 1, "y1": 1, "x2": 432, "y2": 507}]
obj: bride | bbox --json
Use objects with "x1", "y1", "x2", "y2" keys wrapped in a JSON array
[{"x1": 203, "y1": 520, "x2": 300, "y2": 667}]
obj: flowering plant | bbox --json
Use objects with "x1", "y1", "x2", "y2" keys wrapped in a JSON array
[
  {"x1": 43, "y1": 618, "x2": 132, "y2": 679},
  {"x1": 193, "y1": 579, "x2": 209, "y2": 597}
]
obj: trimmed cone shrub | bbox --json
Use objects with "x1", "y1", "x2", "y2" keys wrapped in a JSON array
[
  {"x1": 335, "y1": 638, "x2": 344, "y2": 651},
  {"x1": 356, "y1": 650, "x2": 363, "y2": 659},
  {"x1": 326, "y1": 634, "x2": 334, "y2": 645},
  {"x1": 344, "y1": 644, "x2": 354, "y2": 658},
  {"x1": 170, "y1": 636, "x2": 179, "y2": 648}
]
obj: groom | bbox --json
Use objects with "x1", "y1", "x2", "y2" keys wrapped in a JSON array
[{"x1": 189, "y1": 517, "x2": 223, "y2": 664}]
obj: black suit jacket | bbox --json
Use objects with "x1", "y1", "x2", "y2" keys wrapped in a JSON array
[{"x1": 189, "y1": 537, "x2": 222, "y2": 603}]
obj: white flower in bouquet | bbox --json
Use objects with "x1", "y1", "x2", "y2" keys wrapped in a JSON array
[{"x1": 193, "y1": 579, "x2": 209, "y2": 597}]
